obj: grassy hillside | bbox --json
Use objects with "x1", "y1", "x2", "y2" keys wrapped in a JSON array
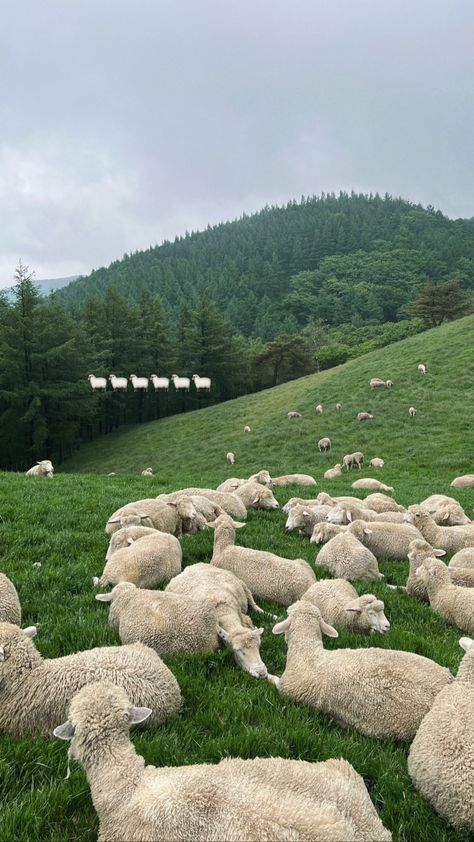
[{"x1": 1, "y1": 316, "x2": 473, "y2": 841}]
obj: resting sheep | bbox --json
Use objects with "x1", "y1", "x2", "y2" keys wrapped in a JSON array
[
  {"x1": 233, "y1": 481, "x2": 279, "y2": 510},
  {"x1": 314, "y1": 532, "x2": 383, "y2": 582},
  {"x1": 325, "y1": 504, "x2": 405, "y2": 526},
  {"x1": 0, "y1": 623, "x2": 181, "y2": 737},
  {"x1": 405, "y1": 506, "x2": 474, "y2": 554},
  {"x1": 141, "y1": 467, "x2": 153, "y2": 476},
  {"x1": 247, "y1": 470, "x2": 273, "y2": 487},
  {"x1": 272, "y1": 474, "x2": 317, "y2": 487},
  {"x1": 318, "y1": 437, "x2": 331, "y2": 453},
  {"x1": 282, "y1": 497, "x2": 319, "y2": 514},
  {"x1": 25, "y1": 459, "x2": 54, "y2": 478},
  {"x1": 363, "y1": 493, "x2": 405, "y2": 513},
  {"x1": 357, "y1": 412, "x2": 373, "y2": 422},
  {"x1": 324, "y1": 464, "x2": 342, "y2": 480},
  {"x1": 346, "y1": 520, "x2": 422, "y2": 561},
  {"x1": 314, "y1": 404, "x2": 323, "y2": 413},
  {"x1": 311, "y1": 522, "x2": 347, "y2": 545},
  {"x1": 93, "y1": 531, "x2": 182, "y2": 588},
  {"x1": 244, "y1": 425, "x2": 251, "y2": 433},
  {"x1": 285, "y1": 505, "x2": 332, "y2": 536},
  {"x1": 369, "y1": 378, "x2": 386, "y2": 389},
  {"x1": 432, "y1": 503, "x2": 471, "y2": 526},
  {"x1": 226, "y1": 452, "x2": 235, "y2": 465},
  {"x1": 335, "y1": 402, "x2": 342, "y2": 410},
  {"x1": 352, "y1": 478, "x2": 394, "y2": 492},
  {"x1": 287, "y1": 411, "x2": 302, "y2": 419},
  {"x1": 106, "y1": 496, "x2": 205, "y2": 536},
  {"x1": 164, "y1": 488, "x2": 247, "y2": 520},
  {"x1": 0, "y1": 573, "x2": 21, "y2": 625},
  {"x1": 369, "y1": 458, "x2": 384, "y2": 468},
  {"x1": 401, "y1": 539, "x2": 447, "y2": 602},
  {"x1": 420, "y1": 494, "x2": 462, "y2": 512},
  {"x1": 105, "y1": 525, "x2": 158, "y2": 561},
  {"x1": 415, "y1": 558, "x2": 474, "y2": 633},
  {"x1": 302, "y1": 580, "x2": 390, "y2": 633},
  {"x1": 53, "y1": 681, "x2": 392, "y2": 842},
  {"x1": 449, "y1": 548, "x2": 474, "y2": 570},
  {"x1": 418, "y1": 363, "x2": 427, "y2": 374},
  {"x1": 451, "y1": 474, "x2": 474, "y2": 489},
  {"x1": 408, "y1": 406, "x2": 417, "y2": 417}
]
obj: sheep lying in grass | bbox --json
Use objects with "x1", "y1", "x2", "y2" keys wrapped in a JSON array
[
  {"x1": 369, "y1": 458, "x2": 384, "y2": 468},
  {"x1": 450, "y1": 474, "x2": 474, "y2": 489},
  {"x1": 96, "y1": 583, "x2": 219, "y2": 656},
  {"x1": 404, "y1": 539, "x2": 447, "y2": 601},
  {"x1": 271, "y1": 601, "x2": 452, "y2": 740},
  {"x1": 209, "y1": 515, "x2": 316, "y2": 607},
  {"x1": 166, "y1": 563, "x2": 269, "y2": 678},
  {"x1": 25, "y1": 459, "x2": 54, "y2": 478},
  {"x1": 282, "y1": 496, "x2": 319, "y2": 514},
  {"x1": 287, "y1": 411, "x2": 302, "y2": 419},
  {"x1": 141, "y1": 467, "x2": 153, "y2": 476},
  {"x1": 420, "y1": 494, "x2": 461, "y2": 511},
  {"x1": 449, "y1": 548, "x2": 474, "y2": 569},
  {"x1": 352, "y1": 478, "x2": 394, "y2": 492},
  {"x1": 105, "y1": 525, "x2": 157, "y2": 561},
  {"x1": 316, "y1": 492, "x2": 366, "y2": 508},
  {"x1": 408, "y1": 637, "x2": 474, "y2": 833},
  {"x1": 216, "y1": 478, "x2": 245, "y2": 493},
  {"x1": 217, "y1": 471, "x2": 273, "y2": 494},
  {"x1": 415, "y1": 558, "x2": 474, "y2": 633},
  {"x1": 233, "y1": 480, "x2": 279, "y2": 510},
  {"x1": 346, "y1": 520, "x2": 422, "y2": 561},
  {"x1": 285, "y1": 505, "x2": 332, "y2": 536},
  {"x1": 163, "y1": 488, "x2": 247, "y2": 520},
  {"x1": 311, "y1": 522, "x2": 347, "y2": 545},
  {"x1": 244, "y1": 424, "x2": 251, "y2": 432},
  {"x1": 325, "y1": 504, "x2": 405, "y2": 525},
  {"x1": 357, "y1": 412, "x2": 373, "y2": 422},
  {"x1": 324, "y1": 464, "x2": 342, "y2": 479},
  {"x1": 247, "y1": 470, "x2": 273, "y2": 486},
  {"x1": 335, "y1": 402, "x2": 342, "y2": 410},
  {"x1": 272, "y1": 474, "x2": 317, "y2": 487},
  {"x1": 0, "y1": 574, "x2": 21, "y2": 625},
  {"x1": 106, "y1": 496, "x2": 205, "y2": 536},
  {"x1": 363, "y1": 493, "x2": 406, "y2": 513},
  {"x1": 432, "y1": 503, "x2": 471, "y2": 526},
  {"x1": 302, "y1": 580, "x2": 390, "y2": 634},
  {"x1": 0, "y1": 623, "x2": 181, "y2": 737},
  {"x1": 54, "y1": 681, "x2": 392, "y2": 842},
  {"x1": 405, "y1": 506, "x2": 474, "y2": 554},
  {"x1": 314, "y1": 533, "x2": 383, "y2": 582},
  {"x1": 94, "y1": 531, "x2": 182, "y2": 588},
  {"x1": 318, "y1": 437, "x2": 331, "y2": 453}
]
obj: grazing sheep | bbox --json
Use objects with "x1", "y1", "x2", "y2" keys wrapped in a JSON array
[
  {"x1": 314, "y1": 404, "x2": 323, "y2": 413},
  {"x1": 432, "y1": 503, "x2": 471, "y2": 526},
  {"x1": 347, "y1": 520, "x2": 422, "y2": 561},
  {"x1": 386, "y1": 380, "x2": 393, "y2": 389},
  {"x1": 54, "y1": 682, "x2": 392, "y2": 842},
  {"x1": 164, "y1": 488, "x2": 247, "y2": 520},
  {"x1": 369, "y1": 458, "x2": 384, "y2": 468},
  {"x1": 87, "y1": 374, "x2": 107, "y2": 390},
  {"x1": 369, "y1": 378, "x2": 386, "y2": 389},
  {"x1": 244, "y1": 425, "x2": 251, "y2": 432},
  {"x1": 170, "y1": 374, "x2": 190, "y2": 391},
  {"x1": 310, "y1": 522, "x2": 347, "y2": 545},
  {"x1": 415, "y1": 558, "x2": 474, "y2": 633},
  {"x1": 449, "y1": 548, "x2": 474, "y2": 569},
  {"x1": 314, "y1": 533, "x2": 383, "y2": 582},
  {"x1": 343, "y1": 452, "x2": 364, "y2": 471},
  {"x1": 150, "y1": 374, "x2": 170, "y2": 391},
  {"x1": 272, "y1": 600, "x2": 452, "y2": 740},
  {"x1": 108, "y1": 374, "x2": 128, "y2": 390},
  {"x1": 129, "y1": 375, "x2": 149, "y2": 391},
  {"x1": 335, "y1": 402, "x2": 342, "y2": 410},
  {"x1": 106, "y1": 496, "x2": 205, "y2": 536},
  {"x1": 287, "y1": 411, "x2": 302, "y2": 419},
  {"x1": 408, "y1": 406, "x2": 417, "y2": 417},
  {"x1": 408, "y1": 637, "x2": 474, "y2": 833},
  {"x1": 209, "y1": 515, "x2": 316, "y2": 607},
  {"x1": 405, "y1": 539, "x2": 447, "y2": 602},
  {"x1": 25, "y1": 459, "x2": 54, "y2": 478},
  {"x1": 318, "y1": 437, "x2": 331, "y2": 453},
  {"x1": 0, "y1": 623, "x2": 181, "y2": 737},
  {"x1": 418, "y1": 363, "x2": 427, "y2": 374},
  {"x1": 96, "y1": 583, "x2": 219, "y2": 656},
  {"x1": 233, "y1": 481, "x2": 279, "y2": 510},
  {"x1": 352, "y1": 478, "x2": 394, "y2": 491},
  {"x1": 363, "y1": 493, "x2": 406, "y2": 513},
  {"x1": 105, "y1": 525, "x2": 158, "y2": 561},
  {"x1": 191, "y1": 374, "x2": 211, "y2": 392},
  {"x1": 226, "y1": 451, "x2": 235, "y2": 465},
  {"x1": 272, "y1": 474, "x2": 317, "y2": 487},
  {"x1": 451, "y1": 474, "x2": 474, "y2": 489},
  {"x1": 405, "y1": 506, "x2": 474, "y2": 554},
  {"x1": 141, "y1": 467, "x2": 153, "y2": 476},
  {"x1": 324, "y1": 464, "x2": 342, "y2": 480},
  {"x1": 0, "y1": 573, "x2": 21, "y2": 625},
  {"x1": 93, "y1": 531, "x2": 182, "y2": 588},
  {"x1": 302, "y1": 580, "x2": 390, "y2": 634},
  {"x1": 285, "y1": 505, "x2": 332, "y2": 536},
  {"x1": 357, "y1": 412, "x2": 373, "y2": 422}
]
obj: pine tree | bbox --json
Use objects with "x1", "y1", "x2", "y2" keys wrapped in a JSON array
[{"x1": 408, "y1": 280, "x2": 471, "y2": 327}]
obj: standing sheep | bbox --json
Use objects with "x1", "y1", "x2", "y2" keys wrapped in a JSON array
[
  {"x1": 244, "y1": 425, "x2": 251, "y2": 432},
  {"x1": 93, "y1": 531, "x2": 182, "y2": 588},
  {"x1": 369, "y1": 378, "x2": 386, "y2": 389},
  {"x1": 191, "y1": 374, "x2": 211, "y2": 392},
  {"x1": 129, "y1": 375, "x2": 149, "y2": 391},
  {"x1": 109, "y1": 374, "x2": 128, "y2": 390},
  {"x1": 318, "y1": 437, "x2": 331, "y2": 453},
  {"x1": 314, "y1": 404, "x2": 323, "y2": 413},
  {"x1": 287, "y1": 411, "x2": 302, "y2": 419},
  {"x1": 88, "y1": 374, "x2": 107, "y2": 390},
  {"x1": 415, "y1": 558, "x2": 474, "y2": 633},
  {"x1": 0, "y1": 573, "x2": 21, "y2": 625},
  {"x1": 418, "y1": 363, "x2": 427, "y2": 374},
  {"x1": 335, "y1": 402, "x2": 342, "y2": 410},
  {"x1": 357, "y1": 412, "x2": 373, "y2": 422},
  {"x1": 150, "y1": 374, "x2": 170, "y2": 391},
  {"x1": 314, "y1": 532, "x2": 383, "y2": 582},
  {"x1": 0, "y1": 623, "x2": 181, "y2": 737},
  {"x1": 170, "y1": 375, "x2": 190, "y2": 391},
  {"x1": 343, "y1": 452, "x2": 364, "y2": 471},
  {"x1": 408, "y1": 406, "x2": 417, "y2": 417},
  {"x1": 226, "y1": 452, "x2": 235, "y2": 465},
  {"x1": 302, "y1": 580, "x2": 390, "y2": 633},
  {"x1": 386, "y1": 380, "x2": 393, "y2": 389},
  {"x1": 25, "y1": 460, "x2": 54, "y2": 478}
]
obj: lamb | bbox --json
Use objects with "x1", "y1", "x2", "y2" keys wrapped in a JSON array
[
  {"x1": 415, "y1": 558, "x2": 474, "y2": 633},
  {"x1": 418, "y1": 363, "x2": 427, "y2": 374},
  {"x1": 105, "y1": 525, "x2": 158, "y2": 561},
  {"x1": 408, "y1": 637, "x2": 474, "y2": 833},
  {"x1": 287, "y1": 410, "x2": 302, "y2": 419},
  {"x1": 272, "y1": 600, "x2": 452, "y2": 740},
  {"x1": 357, "y1": 412, "x2": 373, "y2": 421},
  {"x1": 171, "y1": 374, "x2": 190, "y2": 391},
  {"x1": 244, "y1": 425, "x2": 251, "y2": 432},
  {"x1": 310, "y1": 523, "x2": 348, "y2": 545},
  {"x1": 0, "y1": 573, "x2": 21, "y2": 625},
  {"x1": 87, "y1": 374, "x2": 107, "y2": 390},
  {"x1": 346, "y1": 520, "x2": 422, "y2": 561},
  {"x1": 150, "y1": 374, "x2": 170, "y2": 391},
  {"x1": 192, "y1": 374, "x2": 211, "y2": 392},
  {"x1": 209, "y1": 515, "x2": 316, "y2": 606},
  {"x1": 25, "y1": 459, "x2": 54, "y2": 478},
  {"x1": 420, "y1": 494, "x2": 461, "y2": 512},
  {"x1": 96, "y1": 583, "x2": 219, "y2": 656},
  {"x1": 352, "y1": 478, "x2": 394, "y2": 491},
  {"x1": 404, "y1": 506, "x2": 474, "y2": 554},
  {"x1": 369, "y1": 378, "x2": 386, "y2": 389},
  {"x1": 314, "y1": 404, "x2": 323, "y2": 413},
  {"x1": 324, "y1": 464, "x2": 342, "y2": 480},
  {"x1": 314, "y1": 533, "x2": 383, "y2": 582},
  {"x1": 432, "y1": 503, "x2": 471, "y2": 526},
  {"x1": 343, "y1": 452, "x2": 364, "y2": 470},
  {"x1": 451, "y1": 474, "x2": 474, "y2": 489},
  {"x1": 164, "y1": 488, "x2": 247, "y2": 520},
  {"x1": 247, "y1": 470, "x2": 273, "y2": 487},
  {"x1": 0, "y1": 623, "x2": 181, "y2": 737},
  {"x1": 106, "y1": 496, "x2": 205, "y2": 536},
  {"x1": 141, "y1": 467, "x2": 153, "y2": 476},
  {"x1": 108, "y1": 374, "x2": 128, "y2": 390},
  {"x1": 335, "y1": 402, "x2": 342, "y2": 410},
  {"x1": 302, "y1": 580, "x2": 390, "y2": 634},
  {"x1": 226, "y1": 451, "x2": 235, "y2": 465},
  {"x1": 369, "y1": 458, "x2": 384, "y2": 468},
  {"x1": 129, "y1": 374, "x2": 149, "y2": 391},
  {"x1": 363, "y1": 493, "x2": 406, "y2": 513},
  {"x1": 318, "y1": 437, "x2": 331, "y2": 453},
  {"x1": 93, "y1": 531, "x2": 182, "y2": 588},
  {"x1": 272, "y1": 474, "x2": 317, "y2": 487},
  {"x1": 54, "y1": 681, "x2": 392, "y2": 842},
  {"x1": 449, "y1": 548, "x2": 474, "y2": 569},
  {"x1": 233, "y1": 480, "x2": 279, "y2": 510},
  {"x1": 408, "y1": 406, "x2": 417, "y2": 417},
  {"x1": 405, "y1": 539, "x2": 447, "y2": 602},
  {"x1": 285, "y1": 505, "x2": 332, "y2": 536}
]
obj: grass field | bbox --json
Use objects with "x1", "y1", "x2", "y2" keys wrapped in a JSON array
[{"x1": 1, "y1": 315, "x2": 473, "y2": 841}]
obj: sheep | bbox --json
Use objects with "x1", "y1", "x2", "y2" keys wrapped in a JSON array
[
  {"x1": 449, "y1": 548, "x2": 474, "y2": 569},
  {"x1": 335, "y1": 402, "x2": 342, "y2": 410},
  {"x1": 226, "y1": 451, "x2": 235, "y2": 465},
  {"x1": 272, "y1": 601, "x2": 452, "y2": 739},
  {"x1": 287, "y1": 410, "x2": 302, "y2": 419},
  {"x1": 107, "y1": 472, "x2": 116, "y2": 477},
  {"x1": 209, "y1": 514, "x2": 316, "y2": 607},
  {"x1": 94, "y1": 531, "x2": 182, "y2": 588},
  {"x1": 302, "y1": 580, "x2": 390, "y2": 634},
  {"x1": 418, "y1": 363, "x2": 427, "y2": 374},
  {"x1": 150, "y1": 374, "x2": 169, "y2": 391},
  {"x1": 216, "y1": 478, "x2": 246, "y2": 493},
  {"x1": 318, "y1": 437, "x2": 331, "y2": 453},
  {"x1": 369, "y1": 458, "x2": 384, "y2": 468},
  {"x1": 247, "y1": 470, "x2": 273, "y2": 487},
  {"x1": 310, "y1": 522, "x2": 348, "y2": 545},
  {"x1": 324, "y1": 464, "x2": 342, "y2": 480},
  {"x1": 316, "y1": 492, "x2": 363, "y2": 508},
  {"x1": 87, "y1": 374, "x2": 107, "y2": 390},
  {"x1": 96, "y1": 583, "x2": 219, "y2": 656},
  {"x1": 54, "y1": 681, "x2": 392, "y2": 842},
  {"x1": 272, "y1": 474, "x2": 317, "y2": 487},
  {"x1": 0, "y1": 623, "x2": 181, "y2": 737},
  {"x1": 285, "y1": 505, "x2": 332, "y2": 536},
  {"x1": 386, "y1": 380, "x2": 393, "y2": 389},
  {"x1": 369, "y1": 378, "x2": 386, "y2": 389},
  {"x1": 404, "y1": 539, "x2": 447, "y2": 602},
  {"x1": 105, "y1": 525, "x2": 158, "y2": 561},
  {"x1": 432, "y1": 503, "x2": 471, "y2": 526},
  {"x1": 314, "y1": 404, "x2": 323, "y2": 413},
  {"x1": 352, "y1": 478, "x2": 394, "y2": 491},
  {"x1": 363, "y1": 493, "x2": 406, "y2": 514},
  {"x1": 282, "y1": 496, "x2": 319, "y2": 514},
  {"x1": 357, "y1": 412, "x2": 373, "y2": 421},
  {"x1": 314, "y1": 532, "x2": 383, "y2": 582},
  {"x1": 170, "y1": 374, "x2": 190, "y2": 391},
  {"x1": 346, "y1": 520, "x2": 423, "y2": 561},
  {"x1": 164, "y1": 488, "x2": 247, "y2": 520},
  {"x1": 108, "y1": 374, "x2": 128, "y2": 390},
  {"x1": 404, "y1": 506, "x2": 474, "y2": 554},
  {"x1": 408, "y1": 637, "x2": 474, "y2": 833},
  {"x1": 325, "y1": 504, "x2": 405, "y2": 525},
  {"x1": 129, "y1": 374, "x2": 149, "y2": 391},
  {"x1": 106, "y1": 496, "x2": 205, "y2": 536},
  {"x1": 420, "y1": 493, "x2": 461, "y2": 512},
  {"x1": 141, "y1": 467, "x2": 153, "y2": 476},
  {"x1": 191, "y1": 373, "x2": 211, "y2": 391},
  {"x1": 415, "y1": 558, "x2": 474, "y2": 633},
  {"x1": 25, "y1": 459, "x2": 54, "y2": 478},
  {"x1": 216, "y1": 472, "x2": 272, "y2": 494},
  {"x1": 0, "y1": 573, "x2": 21, "y2": 625},
  {"x1": 156, "y1": 493, "x2": 226, "y2": 524},
  {"x1": 408, "y1": 406, "x2": 417, "y2": 417},
  {"x1": 166, "y1": 562, "x2": 270, "y2": 677},
  {"x1": 233, "y1": 480, "x2": 279, "y2": 510},
  {"x1": 244, "y1": 424, "x2": 251, "y2": 432},
  {"x1": 343, "y1": 452, "x2": 364, "y2": 471},
  {"x1": 451, "y1": 474, "x2": 474, "y2": 489}
]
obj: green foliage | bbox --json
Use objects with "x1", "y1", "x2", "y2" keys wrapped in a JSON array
[{"x1": 408, "y1": 279, "x2": 472, "y2": 327}]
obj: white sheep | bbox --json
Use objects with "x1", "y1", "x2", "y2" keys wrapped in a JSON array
[
  {"x1": 88, "y1": 374, "x2": 107, "y2": 390},
  {"x1": 418, "y1": 363, "x2": 427, "y2": 374},
  {"x1": 352, "y1": 478, "x2": 394, "y2": 491},
  {"x1": 0, "y1": 573, "x2": 21, "y2": 625},
  {"x1": 415, "y1": 557, "x2": 474, "y2": 633},
  {"x1": 302, "y1": 579, "x2": 390, "y2": 634},
  {"x1": 335, "y1": 402, "x2": 342, "y2": 410},
  {"x1": 272, "y1": 474, "x2": 317, "y2": 487},
  {"x1": 0, "y1": 623, "x2": 181, "y2": 737},
  {"x1": 343, "y1": 452, "x2": 364, "y2": 471},
  {"x1": 404, "y1": 539, "x2": 447, "y2": 602},
  {"x1": 405, "y1": 506, "x2": 474, "y2": 553},
  {"x1": 282, "y1": 496, "x2": 319, "y2": 514},
  {"x1": 129, "y1": 374, "x2": 149, "y2": 391},
  {"x1": 347, "y1": 519, "x2": 423, "y2": 561},
  {"x1": 318, "y1": 437, "x2": 331, "y2": 453},
  {"x1": 408, "y1": 406, "x2": 417, "y2": 417},
  {"x1": 369, "y1": 458, "x2": 385, "y2": 468},
  {"x1": 314, "y1": 532, "x2": 383, "y2": 581},
  {"x1": 247, "y1": 470, "x2": 273, "y2": 487},
  {"x1": 226, "y1": 451, "x2": 235, "y2": 465},
  {"x1": 272, "y1": 601, "x2": 452, "y2": 740},
  {"x1": 325, "y1": 503, "x2": 405, "y2": 525},
  {"x1": 314, "y1": 404, "x2": 323, "y2": 413},
  {"x1": 108, "y1": 374, "x2": 128, "y2": 390},
  {"x1": 171, "y1": 374, "x2": 190, "y2": 391},
  {"x1": 54, "y1": 681, "x2": 392, "y2": 842},
  {"x1": 363, "y1": 493, "x2": 406, "y2": 513},
  {"x1": 25, "y1": 459, "x2": 54, "y2": 478},
  {"x1": 420, "y1": 494, "x2": 461, "y2": 511},
  {"x1": 150, "y1": 374, "x2": 170, "y2": 391},
  {"x1": 141, "y1": 467, "x2": 153, "y2": 476},
  {"x1": 164, "y1": 488, "x2": 247, "y2": 520},
  {"x1": 285, "y1": 505, "x2": 332, "y2": 536},
  {"x1": 369, "y1": 378, "x2": 386, "y2": 389},
  {"x1": 449, "y1": 548, "x2": 474, "y2": 570},
  {"x1": 432, "y1": 503, "x2": 471, "y2": 526},
  {"x1": 244, "y1": 425, "x2": 251, "y2": 432},
  {"x1": 94, "y1": 530, "x2": 182, "y2": 588},
  {"x1": 287, "y1": 410, "x2": 302, "y2": 419},
  {"x1": 310, "y1": 522, "x2": 347, "y2": 545},
  {"x1": 386, "y1": 379, "x2": 393, "y2": 389},
  {"x1": 451, "y1": 474, "x2": 474, "y2": 489},
  {"x1": 106, "y1": 496, "x2": 205, "y2": 536},
  {"x1": 357, "y1": 412, "x2": 373, "y2": 421},
  {"x1": 233, "y1": 480, "x2": 279, "y2": 510},
  {"x1": 191, "y1": 374, "x2": 211, "y2": 391},
  {"x1": 324, "y1": 464, "x2": 342, "y2": 479},
  {"x1": 105, "y1": 524, "x2": 158, "y2": 561}
]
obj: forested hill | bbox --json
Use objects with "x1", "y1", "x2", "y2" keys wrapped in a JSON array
[{"x1": 57, "y1": 193, "x2": 474, "y2": 337}]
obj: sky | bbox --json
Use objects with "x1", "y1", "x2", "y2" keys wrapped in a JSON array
[{"x1": 1, "y1": 0, "x2": 473, "y2": 286}]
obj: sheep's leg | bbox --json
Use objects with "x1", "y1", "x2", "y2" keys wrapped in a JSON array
[
  {"x1": 266, "y1": 674, "x2": 281, "y2": 687},
  {"x1": 244, "y1": 585, "x2": 278, "y2": 620}
]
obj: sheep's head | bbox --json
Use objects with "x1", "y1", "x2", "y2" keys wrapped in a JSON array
[
  {"x1": 415, "y1": 557, "x2": 450, "y2": 586},
  {"x1": 0, "y1": 624, "x2": 39, "y2": 682},
  {"x1": 251, "y1": 487, "x2": 279, "y2": 510},
  {"x1": 347, "y1": 520, "x2": 373, "y2": 540},
  {"x1": 96, "y1": 582, "x2": 136, "y2": 604},
  {"x1": 434, "y1": 505, "x2": 471, "y2": 526},
  {"x1": 345, "y1": 594, "x2": 390, "y2": 634},
  {"x1": 217, "y1": 626, "x2": 267, "y2": 678},
  {"x1": 172, "y1": 496, "x2": 201, "y2": 527},
  {"x1": 206, "y1": 514, "x2": 246, "y2": 531},
  {"x1": 316, "y1": 492, "x2": 334, "y2": 506},
  {"x1": 326, "y1": 506, "x2": 352, "y2": 525},
  {"x1": 285, "y1": 505, "x2": 312, "y2": 532},
  {"x1": 310, "y1": 522, "x2": 343, "y2": 544},
  {"x1": 282, "y1": 497, "x2": 305, "y2": 514},
  {"x1": 407, "y1": 539, "x2": 445, "y2": 569},
  {"x1": 272, "y1": 601, "x2": 338, "y2": 642},
  {"x1": 457, "y1": 637, "x2": 474, "y2": 683}
]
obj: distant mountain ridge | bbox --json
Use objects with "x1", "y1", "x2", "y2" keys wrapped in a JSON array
[{"x1": 2, "y1": 275, "x2": 78, "y2": 297}]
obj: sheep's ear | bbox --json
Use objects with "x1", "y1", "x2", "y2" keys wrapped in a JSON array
[
  {"x1": 0, "y1": 646, "x2": 4, "y2": 661},
  {"x1": 364, "y1": 528, "x2": 373, "y2": 535},
  {"x1": 53, "y1": 720, "x2": 75, "y2": 740},
  {"x1": 95, "y1": 592, "x2": 113, "y2": 602},
  {"x1": 432, "y1": 548, "x2": 446, "y2": 557},
  {"x1": 313, "y1": 532, "x2": 322, "y2": 543},
  {"x1": 23, "y1": 626, "x2": 37, "y2": 639},
  {"x1": 168, "y1": 501, "x2": 177, "y2": 508},
  {"x1": 459, "y1": 637, "x2": 474, "y2": 652},
  {"x1": 257, "y1": 627, "x2": 264, "y2": 635},
  {"x1": 272, "y1": 618, "x2": 290, "y2": 635},
  {"x1": 320, "y1": 619, "x2": 339, "y2": 638},
  {"x1": 217, "y1": 626, "x2": 230, "y2": 642},
  {"x1": 128, "y1": 706, "x2": 152, "y2": 725},
  {"x1": 108, "y1": 517, "x2": 121, "y2": 524},
  {"x1": 231, "y1": 520, "x2": 246, "y2": 529},
  {"x1": 346, "y1": 510, "x2": 353, "y2": 522},
  {"x1": 302, "y1": 510, "x2": 311, "y2": 517},
  {"x1": 251, "y1": 497, "x2": 260, "y2": 506},
  {"x1": 127, "y1": 537, "x2": 135, "y2": 545},
  {"x1": 205, "y1": 520, "x2": 218, "y2": 529},
  {"x1": 442, "y1": 512, "x2": 450, "y2": 521},
  {"x1": 138, "y1": 513, "x2": 148, "y2": 519},
  {"x1": 345, "y1": 601, "x2": 362, "y2": 614}
]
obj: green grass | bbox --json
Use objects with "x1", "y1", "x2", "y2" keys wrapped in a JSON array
[{"x1": 1, "y1": 315, "x2": 474, "y2": 841}]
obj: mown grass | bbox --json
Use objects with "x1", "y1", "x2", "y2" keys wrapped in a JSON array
[{"x1": 1, "y1": 315, "x2": 474, "y2": 841}]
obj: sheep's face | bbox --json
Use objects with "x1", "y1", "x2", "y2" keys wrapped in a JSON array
[
  {"x1": 282, "y1": 498, "x2": 303, "y2": 514},
  {"x1": 405, "y1": 506, "x2": 430, "y2": 527},
  {"x1": 435, "y1": 506, "x2": 471, "y2": 526},
  {"x1": 285, "y1": 506, "x2": 311, "y2": 531},
  {"x1": 407, "y1": 540, "x2": 445, "y2": 567},
  {"x1": 273, "y1": 601, "x2": 338, "y2": 641},
  {"x1": 0, "y1": 624, "x2": 38, "y2": 683},
  {"x1": 346, "y1": 597, "x2": 390, "y2": 634},
  {"x1": 218, "y1": 627, "x2": 267, "y2": 678},
  {"x1": 415, "y1": 558, "x2": 448, "y2": 586},
  {"x1": 326, "y1": 506, "x2": 351, "y2": 525},
  {"x1": 252, "y1": 488, "x2": 279, "y2": 510}
]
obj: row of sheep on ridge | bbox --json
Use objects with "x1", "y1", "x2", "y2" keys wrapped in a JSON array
[
  {"x1": 5, "y1": 465, "x2": 474, "y2": 837},
  {"x1": 88, "y1": 373, "x2": 211, "y2": 392}
]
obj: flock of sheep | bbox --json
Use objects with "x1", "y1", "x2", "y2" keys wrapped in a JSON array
[{"x1": 88, "y1": 373, "x2": 211, "y2": 392}]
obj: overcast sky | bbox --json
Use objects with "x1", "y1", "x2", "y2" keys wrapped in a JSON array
[{"x1": 1, "y1": 0, "x2": 473, "y2": 286}]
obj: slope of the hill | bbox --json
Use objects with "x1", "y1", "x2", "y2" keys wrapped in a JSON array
[{"x1": 62, "y1": 315, "x2": 474, "y2": 494}]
